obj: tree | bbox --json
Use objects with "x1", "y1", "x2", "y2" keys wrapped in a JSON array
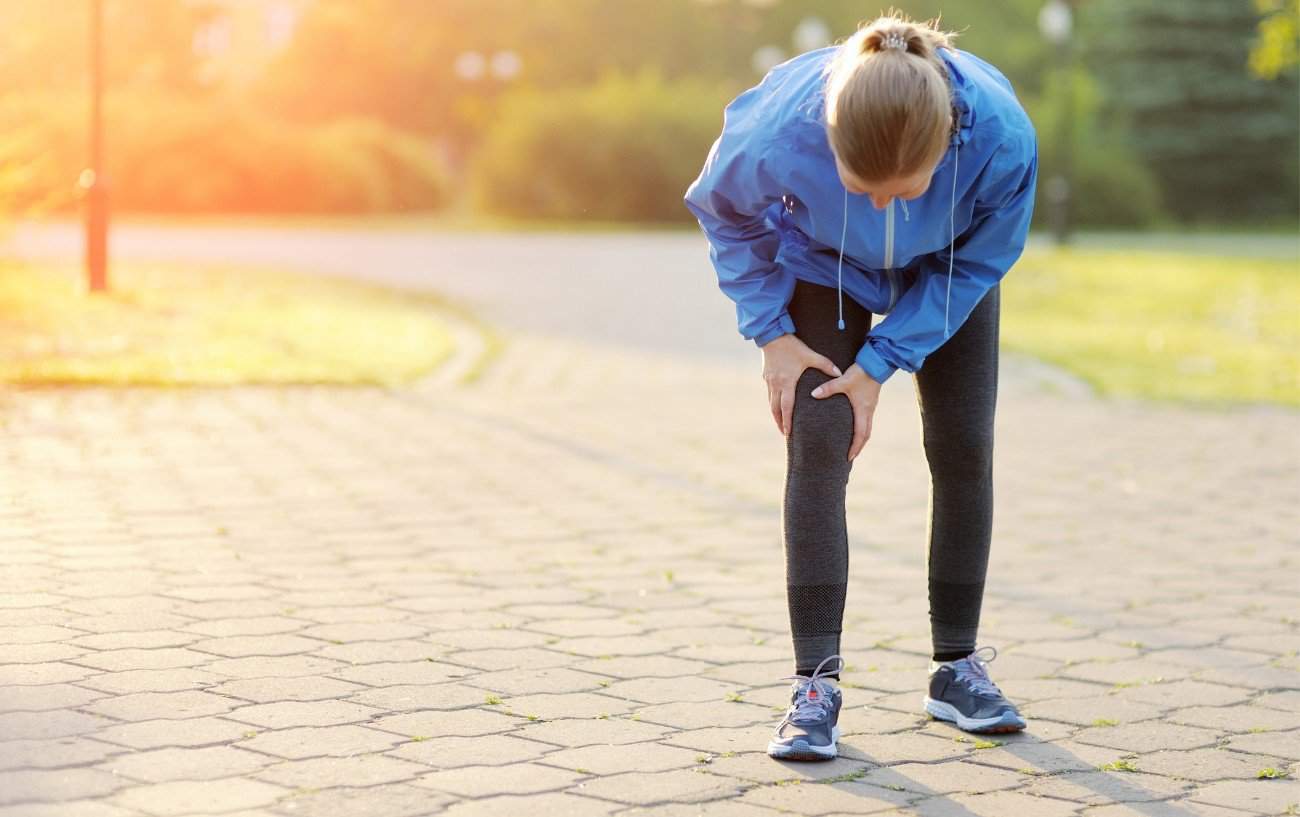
[
  {"x1": 1249, "y1": 0, "x2": 1299, "y2": 79},
  {"x1": 1084, "y1": 0, "x2": 1299, "y2": 223}
]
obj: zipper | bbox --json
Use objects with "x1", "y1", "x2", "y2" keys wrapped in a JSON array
[
  {"x1": 883, "y1": 199, "x2": 897, "y2": 312},
  {"x1": 884, "y1": 198, "x2": 894, "y2": 270}
]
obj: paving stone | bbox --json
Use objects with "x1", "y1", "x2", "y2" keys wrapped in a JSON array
[
  {"x1": 599, "y1": 675, "x2": 740, "y2": 704},
  {"x1": 0, "y1": 684, "x2": 101, "y2": 715},
  {"x1": 330, "y1": 660, "x2": 475, "y2": 686},
  {"x1": 632, "y1": 701, "x2": 775, "y2": 730},
  {"x1": 458, "y1": 667, "x2": 609, "y2": 697},
  {"x1": 208, "y1": 675, "x2": 366, "y2": 703},
  {"x1": 1079, "y1": 800, "x2": 1263, "y2": 817},
  {"x1": 1023, "y1": 696, "x2": 1165, "y2": 726},
  {"x1": 203, "y1": 656, "x2": 347, "y2": 680},
  {"x1": 267, "y1": 783, "x2": 450, "y2": 817},
  {"x1": 542, "y1": 742, "x2": 703, "y2": 776},
  {"x1": 1167, "y1": 705, "x2": 1300, "y2": 732},
  {"x1": 0, "y1": 767, "x2": 127, "y2": 806},
  {"x1": 98, "y1": 745, "x2": 272, "y2": 782},
  {"x1": 1134, "y1": 747, "x2": 1293, "y2": 781},
  {"x1": 839, "y1": 733, "x2": 972, "y2": 765},
  {"x1": 0, "y1": 705, "x2": 112, "y2": 742},
  {"x1": 735, "y1": 779, "x2": 917, "y2": 814},
  {"x1": 1255, "y1": 690, "x2": 1300, "y2": 713},
  {"x1": 572, "y1": 768, "x2": 744, "y2": 805},
  {"x1": 222, "y1": 700, "x2": 380, "y2": 728},
  {"x1": 1195, "y1": 665, "x2": 1300, "y2": 691},
  {"x1": 252, "y1": 753, "x2": 428, "y2": 788},
  {"x1": 0, "y1": 737, "x2": 124, "y2": 771},
  {"x1": 1187, "y1": 777, "x2": 1300, "y2": 814},
  {"x1": 182, "y1": 616, "x2": 308, "y2": 638},
  {"x1": 386, "y1": 734, "x2": 556, "y2": 768},
  {"x1": 0, "y1": 803, "x2": 140, "y2": 817},
  {"x1": 860, "y1": 760, "x2": 1024, "y2": 794},
  {"x1": 416, "y1": 761, "x2": 586, "y2": 796},
  {"x1": 1222, "y1": 729, "x2": 1300, "y2": 760},
  {"x1": 73, "y1": 649, "x2": 215, "y2": 672},
  {"x1": 93, "y1": 717, "x2": 253, "y2": 750},
  {"x1": 77, "y1": 668, "x2": 228, "y2": 695},
  {"x1": 905, "y1": 789, "x2": 1083, "y2": 816},
  {"x1": 619, "y1": 801, "x2": 787, "y2": 817},
  {"x1": 437, "y1": 791, "x2": 616, "y2": 817},
  {"x1": 81, "y1": 690, "x2": 242, "y2": 722},
  {"x1": 109, "y1": 775, "x2": 289, "y2": 811},
  {"x1": 236, "y1": 725, "x2": 402, "y2": 759},
  {"x1": 367, "y1": 707, "x2": 522, "y2": 738},
  {"x1": 0, "y1": 662, "x2": 97, "y2": 686},
  {"x1": 1106, "y1": 680, "x2": 1253, "y2": 709},
  {"x1": 1020, "y1": 769, "x2": 1195, "y2": 803},
  {"x1": 1072, "y1": 722, "x2": 1222, "y2": 753}
]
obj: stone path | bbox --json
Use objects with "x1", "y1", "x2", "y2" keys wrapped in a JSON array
[{"x1": 2, "y1": 267, "x2": 1299, "y2": 815}]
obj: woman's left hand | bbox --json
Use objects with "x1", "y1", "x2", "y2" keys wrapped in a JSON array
[{"x1": 810, "y1": 363, "x2": 883, "y2": 462}]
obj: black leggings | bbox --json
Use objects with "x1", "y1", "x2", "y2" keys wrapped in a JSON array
[{"x1": 782, "y1": 278, "x2": 1000, "y2": 678}]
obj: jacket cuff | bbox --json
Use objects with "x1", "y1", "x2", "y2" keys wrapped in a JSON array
[
  {"x1": 854, "y1": 340, "x2": 899, "y2": 385},
  {"x1": 753, "y1": 312, "x2": 797, "y2": 348}
]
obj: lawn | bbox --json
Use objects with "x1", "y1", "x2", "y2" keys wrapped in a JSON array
[
  {"x1": 1003, "y1": 246, "x2": 1299, "y2": 409},
  {"x1": 0, "y1": 259, "x2": 456, "y2": 386}
]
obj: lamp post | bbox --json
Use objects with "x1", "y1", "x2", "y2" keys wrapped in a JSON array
[
  {"x1": 1038, "y1": 0, "x2": 1073, "y2": 246},
  {"x1": 83, "y1": 0, "x2": 109, "y2": 291}
]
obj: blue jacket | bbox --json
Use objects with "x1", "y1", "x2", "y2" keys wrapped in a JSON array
[{"x1": 683, "y1": 45, "x2": 1038, "y2": 384}]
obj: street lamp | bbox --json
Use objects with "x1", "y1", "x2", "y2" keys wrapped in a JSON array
[
  {"x1": 793, "y1": 17, "x2": 831, "y2": 53},
  {"x1": 83, "y1": 0, "x2": 109, "y2": 291},
  {"x1": 752, "y1": 45, "x2": 786, "y2": 75},
  {"x1": 1038, "y1": 0, "x2": 1074, "y2": 245}
]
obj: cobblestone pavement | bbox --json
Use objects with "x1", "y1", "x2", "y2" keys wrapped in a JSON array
[{"x1": 3, "y1": 254, "x2": 1299, "y2": 814}]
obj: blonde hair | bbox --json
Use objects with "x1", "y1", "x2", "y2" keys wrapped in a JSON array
[{"x1": 823, "y1": 9, "x2": 962, "y2": 185}]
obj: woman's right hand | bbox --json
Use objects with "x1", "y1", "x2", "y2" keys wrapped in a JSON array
[{"x1": 761, "y1": 333, "x2": 842, "y2": 437}]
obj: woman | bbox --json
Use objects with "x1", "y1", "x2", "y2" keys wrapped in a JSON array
[{"x1": 683, "y1": 10, "x2": 1039, "y2": 761}]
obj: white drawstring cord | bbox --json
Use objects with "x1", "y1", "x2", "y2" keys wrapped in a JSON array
[
  {"x1": 944, "y1": 143, "x2": 959, "y2": 339},
  {"x1": 837, "y1": 185, "x2": 847, "y2": 330}
]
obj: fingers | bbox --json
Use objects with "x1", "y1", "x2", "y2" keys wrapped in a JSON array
[
  {"x1": 812, "y1": 354, "x2": 842, "y2": 380},
  {"x1": 768, "y1": 386, "x2": 783, "y2": 435},
  {"x1": 810, "y1": 374, "x2": 840, "y2": 400},
  {"x1": 848, "y1": 402, "x2": 872, "y2": 461},
  {"x1": 780, "y1": 387, "x2": 794, "y2": 437}
]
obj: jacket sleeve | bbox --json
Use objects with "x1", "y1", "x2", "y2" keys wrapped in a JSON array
[
  {"x1": 683, "y1": 86, "x2": 796, "y2": 348},
  {"x1": 854, "y1": 133, "x2": 1039, "y2": 384}
]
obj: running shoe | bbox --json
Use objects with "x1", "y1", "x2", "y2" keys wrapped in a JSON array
[
  {"x1": 766, "y1": 653, "x2": 845, "y2": 761},
  {"x1": 923, "y1": 645, "x2": 1026, "y2": 733}
]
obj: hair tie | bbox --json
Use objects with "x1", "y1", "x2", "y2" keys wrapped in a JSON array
[{"x1": 880, "y1": 32, "x2": 908, "y2": 51}]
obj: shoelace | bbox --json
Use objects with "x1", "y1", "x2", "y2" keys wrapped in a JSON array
[
  {"x1": 951, "y1": 645, "x2": 1003, "y2": 698},
  {"x1": 778, "y1": 654, "x2": 844, "y2": 723}
]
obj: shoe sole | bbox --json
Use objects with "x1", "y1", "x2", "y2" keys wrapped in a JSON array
[
  {"x1": 923, "y1": 697, "x2": 1026, "y2": 733},
  {"x1": 767, "y1": 724, "x2": 840, "y2": 761}
]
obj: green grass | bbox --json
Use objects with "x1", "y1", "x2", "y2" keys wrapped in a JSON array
[
  {"x1": 0, "y1": 259, "x2": 455, "y2": 386},
  {"x1": 1003, "y1": 247, "x2": 1300, "y2": 408}
]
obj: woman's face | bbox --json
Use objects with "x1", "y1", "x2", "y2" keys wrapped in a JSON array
[{"x1": 834, "y1": 152, "x2": 936, "y2": 210}]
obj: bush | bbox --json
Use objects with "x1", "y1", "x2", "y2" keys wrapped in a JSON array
[
  {"x1": 469, "y1": 69, "x2": 732, "y2": 222},
  {"x1": 0, "y1": 92, "x2": 451, "y2": 215},
  {"x1": 1025, "y1": 67, "x2": 1167, "y2": 229}
]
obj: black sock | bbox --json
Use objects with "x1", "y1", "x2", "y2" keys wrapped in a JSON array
[
  {"x1": 795, "y1": 671, "x2": 840, "y2": 681},
  {"x1": 932, "y1": 650, "x2": 970, "y2": 663}
]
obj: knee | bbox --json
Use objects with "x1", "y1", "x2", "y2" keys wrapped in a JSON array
[
  {"x1": 788, "y1": 369, "x2": 855, "y2": 472},
  {"x1": 923, "y1": 425, "x2": 994, "y2": 480}
]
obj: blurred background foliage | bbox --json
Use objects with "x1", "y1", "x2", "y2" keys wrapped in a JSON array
[{"x1": 0, "y1": 0, "x2": 1295, "y2": 227}]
